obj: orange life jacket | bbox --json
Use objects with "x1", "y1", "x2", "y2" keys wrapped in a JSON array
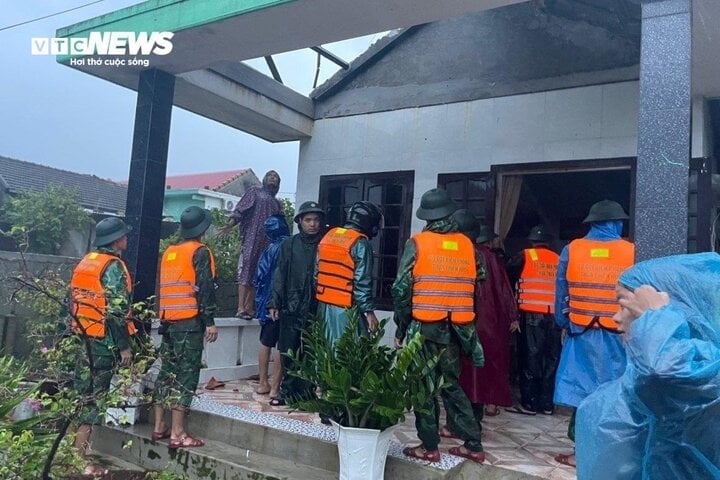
[
  {"x1": 70, "y1": 252, "x2": 136, "y2": 338},
  {"x1": 411, "y1": 231, "x2": 476, "y2": 324},
  {"x1": 517, "y1": 247, "x2": 559, "y2": 314},
  {"x1": 159, "y1": 240, "x2": 216, "y2": 321},
  {"x1": 316, "y1": 227, "x2": 367, "y2": 308},
  {"x1": 567, "y1": 238, "x2": 634, "y2": 331}
]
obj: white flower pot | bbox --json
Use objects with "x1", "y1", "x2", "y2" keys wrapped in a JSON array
[{"x1": 334, "y1": 422, "x2": 398, "y2": 480}]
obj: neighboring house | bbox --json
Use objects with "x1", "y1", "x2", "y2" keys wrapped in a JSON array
[
  {"x1": 162, "y1": 169, "x2": 260, "y2": 220},
  {"x1": 0, "y1": 155, "x2": 127, "y2": 214},
  {"x1": 0, "y1": 155, "x2": 129, "y2": 256}
]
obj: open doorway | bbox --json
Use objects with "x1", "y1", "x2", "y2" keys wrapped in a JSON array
[{"x1": 494, "y1": 159, "x2": 635, "y2": 257}]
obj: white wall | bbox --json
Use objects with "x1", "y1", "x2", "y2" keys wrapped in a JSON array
[{"x1": 297, "y1": 81, "x2": 708, "y2": 233}]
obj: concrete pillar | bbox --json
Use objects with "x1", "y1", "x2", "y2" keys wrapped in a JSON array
[
  {"x1": 124, "y1": 69, "x2": 175, "y2": 331},
  {"x1": 634, "y1": 0, "x2": 692, "y2": 261}
]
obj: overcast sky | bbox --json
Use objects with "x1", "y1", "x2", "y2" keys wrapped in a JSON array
[{"x1": 0, "y1": 1, "x2": 378, "y2": 197}]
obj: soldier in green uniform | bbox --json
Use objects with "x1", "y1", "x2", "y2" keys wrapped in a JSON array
[
  {"x1": 70, "y1": 217, "x2": 135, "y2": 477},
  {"x1": 393, "y1": 189, "x2": 486, "y2": 464},
  {"x1": 153, "y1": 206, "x2": 218, "y2": 449}
]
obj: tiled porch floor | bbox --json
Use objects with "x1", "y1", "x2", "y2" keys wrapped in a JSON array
[{"x1": 195, "y1": 377, "x2": 577, "y2": 480}]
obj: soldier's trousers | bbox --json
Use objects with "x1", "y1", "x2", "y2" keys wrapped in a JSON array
[
  {"x1": 415, "y1": 339, "x2": 483, "y2": 452},
  {"x1": 278, "y1": 313, "x2": 315, "y2": 402},
  {"x1": 519, "y1": 312, "x2": 562, "y2": 412}
]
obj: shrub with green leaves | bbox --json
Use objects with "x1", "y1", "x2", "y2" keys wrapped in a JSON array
[
  {"x1": 0, "y1": 184, "x2": 91, "y2": 254},
  {"x1": 286, "y1": 309, "x2": 445, "y2": 431}
]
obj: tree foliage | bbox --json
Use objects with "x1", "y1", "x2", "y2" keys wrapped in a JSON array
[{"x1": 1, "y1": 185, "x2": 91, "y2": 254}]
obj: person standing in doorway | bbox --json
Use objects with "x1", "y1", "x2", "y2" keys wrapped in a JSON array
[
  {"x1": 153, "y1": 206, "x2": 218, "y2": 449},
  {"x1": 506, "y1": 225, "x2": 561, "y2": 416},
  {"x1": 315, "y1": 201, "x2": 382, "y2": 342},
  {"x1": 220, "y1": 170, "x2": 282, "y2": 319},
  {"x1": 553, "y1": 200, "x2": 634, "y2": 468},
  {"x1": 70, "y1": 217, "x2": 136, "y2": 477}
]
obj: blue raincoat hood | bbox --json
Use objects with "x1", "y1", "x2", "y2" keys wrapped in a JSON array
[
  {"x1": 577, "y1": 253, "x2": 720, "y2": 480},
  {"x1": 264, "y1": 214, "x2": 290, "y2": 242}
]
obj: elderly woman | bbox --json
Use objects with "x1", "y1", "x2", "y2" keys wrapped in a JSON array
[{"x1": 576, "y1": 253, "x2": 720, "y2": 480}]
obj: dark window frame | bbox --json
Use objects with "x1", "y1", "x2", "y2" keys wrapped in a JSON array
[
  {"x1": 437, "y1": 172, "x2": 496, "y2": 227},
  {"x1": 319, "y1": 171, "x2": 415, "y2": 310}
]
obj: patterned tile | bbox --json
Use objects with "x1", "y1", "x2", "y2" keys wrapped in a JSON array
[{"x1": 195, "y1": 379, "x2": 577, "y2": 479}]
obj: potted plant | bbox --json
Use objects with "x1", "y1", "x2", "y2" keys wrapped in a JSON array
[{"x1": 286, "y1": 308, "x2": 444, "y2": 480}]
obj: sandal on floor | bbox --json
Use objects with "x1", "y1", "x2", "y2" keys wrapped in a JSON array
[
  {"x1": 402, "y1": 445, "x2": 441, "y2": 463},
  {"x1": 169, "y1": 434, "x2": 205, "y2": 450},
  {"x1": 204, "y1": 377, "x2": 226, "y2": 390},
  {"x1": 151, "y1": 427, "x2": 171, "y2": 441},
  {"x1": 554, "y1": 453, "x2": 576, "y2": 468},
  {"x1": 269, "y1": 397, "x2": 286, "y2": 406},
  {"x1": 238, "y1": 311, "x2": 253, "y2": 320},
  {"x1": 438, "y1": 425, "x2": 457, "y2": 439},
  {"x1": 449, "y1": 446, "x2": 486, "y2": 463},
  {"x1": 505, "y1": 404, "x2": 536, "y2": 415}
]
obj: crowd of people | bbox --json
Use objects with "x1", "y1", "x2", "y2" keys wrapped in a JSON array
[{"x1": 67, "y1": 174, "x2": 720, "y2": 477}]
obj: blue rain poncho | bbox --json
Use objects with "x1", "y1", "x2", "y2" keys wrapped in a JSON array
[
  {"x1": 553, "y1": 221, "x2": 628, "y2": 408},
  {"x1": 253, "y1": 214, "x2": 289, "y2": 324},
  {"x1": 577, "y1": 253, "x2": 720, "y2": 480}
]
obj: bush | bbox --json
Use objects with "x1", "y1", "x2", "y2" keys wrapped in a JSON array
[{"x1": 0, "y1": 185, "x2": 91, "y2": 254}]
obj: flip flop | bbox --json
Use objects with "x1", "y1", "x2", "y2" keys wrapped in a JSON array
[
  {"x1": 554, "y1": 453, "x2": 576, "y2": 468},
  {"x1": 505, "y1": 404, "x2": 536, "y2": 415},
  {"x1": 169, "y1": 434, "x2": 205, "y2": 450},
  {"x1": 151, "y1": 427, "x2": 171, "y2": 441},
  {"x1": 402, "y1": 445, "x2": 441, "y2": 463},
  {"x1": 269, "y1": 397, "x2": 286, "y2": 406},
  {"x1": 449, "y1": 446, "x2": 486, "y2": 463},
  {"x1": 204, "y1": 377, "x2": 226, "y2": 390}
]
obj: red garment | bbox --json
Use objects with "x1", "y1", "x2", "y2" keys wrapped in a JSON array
[{"x1": 459, "y1": 245, "x2": 517, "y2": 406}]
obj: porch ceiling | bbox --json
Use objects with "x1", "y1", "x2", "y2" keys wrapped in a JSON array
[{"x1": 56, "y1": 0, "x2": 527, "y2": 141}]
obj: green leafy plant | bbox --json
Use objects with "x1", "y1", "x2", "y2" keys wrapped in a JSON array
[
  {"x1": 286, "y1": 309, "x2": 445, "y2": 431},
  {"x1": 0, "y1": 184, "x2": 91, "y2": 254}
]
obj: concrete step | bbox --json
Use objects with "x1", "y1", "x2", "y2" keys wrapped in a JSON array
[
  {"x1": 95, "y1": 408, "x2": 542, "y2": 480},
  {"x1": 93, "y1": 423, "x2": 338, "y2": 480}
]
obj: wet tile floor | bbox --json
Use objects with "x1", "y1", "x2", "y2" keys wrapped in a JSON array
[{"x1": 193, "y1": 377, "x2": 577, "y2": 480}]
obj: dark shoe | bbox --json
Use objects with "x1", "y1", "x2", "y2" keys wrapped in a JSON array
[
  {"x1": 449, "y1": 446, "x2": 485, "y2": 463},
  {"x1": 505, "y1": 404, "x2": 536, "y2": 415}
]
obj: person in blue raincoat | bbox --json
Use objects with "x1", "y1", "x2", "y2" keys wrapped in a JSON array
[
  {"x1": 576, "y1": 253, "x2": 720, "y2": 480},
  {"x1": 553, "y1": 200, "x2": 634, "y2": 467},
  {"x1": 253, "y1": 214, "x2": 290, "y2": 397},
  {"x1": 315, "y1": 201, "x2": 382, "y2": 342}
]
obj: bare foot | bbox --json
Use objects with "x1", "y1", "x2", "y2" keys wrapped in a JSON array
[
  {"x1": 255, "y1": 384, "x2": 271, "y2": 395},
  {"x1": 269, "y1": 389, "x2": 279, "y2": 398}
]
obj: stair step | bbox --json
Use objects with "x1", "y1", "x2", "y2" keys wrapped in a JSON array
[{"x1": 93, "y1": 424, "x2": 338, "y2": 480}]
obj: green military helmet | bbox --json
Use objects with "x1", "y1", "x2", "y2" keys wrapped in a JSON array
[
  {"x1": 452, "y1": 209, "x2": 478, "y2": 236},
  {"x1": 93, "y1": 217, "x2": 132, "y2": 247},
  {"x1": 180, "y1": 206, "x2": 212, "y2": 239},
  {"x1": 416, "y1": 188, "x2": 457, "y2": 221},
  {"x1": 475, "y1": 224, "x2": 498, "y2": 244},
  {"x1": 293, "y1": 200, "x2": 325, "y2": 223},
  {"x1": 583, "y1": 200, "x2": 629, "y2": 224},
  {"x1": 527, "y1": 224, "x2": 554, "y2": 243}
]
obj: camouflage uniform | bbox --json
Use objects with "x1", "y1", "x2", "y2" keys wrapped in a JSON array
[
  {"x1": 154, "y1": 246, "x2": 216, "y2": 407},
  {"x1": 73, "y1": 247, "x2": 132, "y2": 424},
  {"x1": 392, "y1": 218, "x2": 486, "y2": 453}
]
